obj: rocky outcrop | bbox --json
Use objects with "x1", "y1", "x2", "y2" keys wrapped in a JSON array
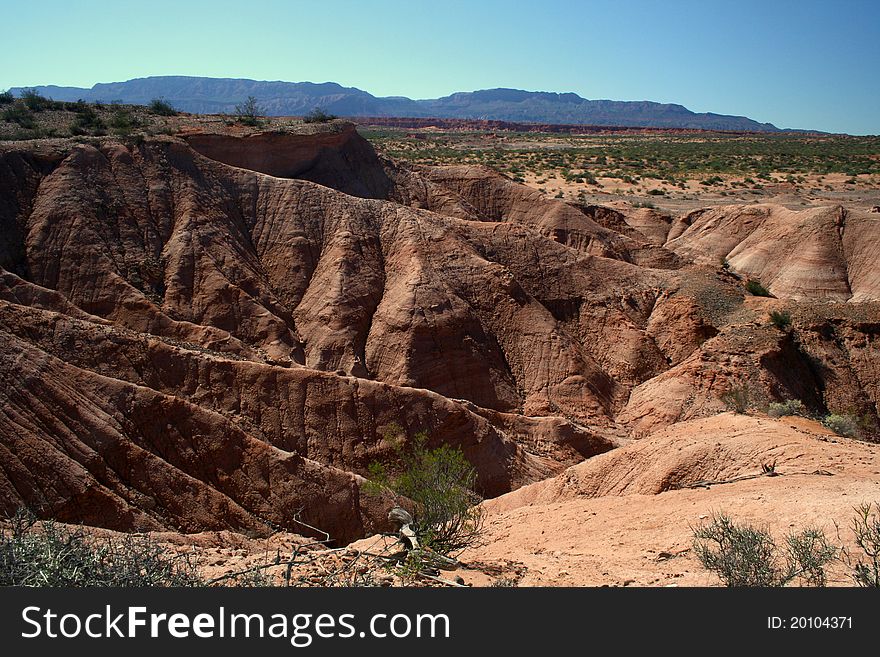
[
  {"x1": 666, "y1": 204, "x2": 880, "y2": 302},
  {"x1": 1, "y1": 125, "x2": 877, "y2": 543},
  {"x1": 471, "y1": 413, "x2": 879, "y2": 585},
  {"x1": 185, "y1": 123, "x2": 394, "y2": 199}
]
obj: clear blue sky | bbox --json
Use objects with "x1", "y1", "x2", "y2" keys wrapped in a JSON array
[{"x1": 2, "y1": 0, "x2": 878, "y2": 134}]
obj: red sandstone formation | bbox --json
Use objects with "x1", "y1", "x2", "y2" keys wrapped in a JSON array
[{"x1": 1, "y1": 123, "x2": 877, "y2": 544}]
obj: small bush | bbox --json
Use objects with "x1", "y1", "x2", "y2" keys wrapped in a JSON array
[
  {"x1": 234, "y1": 96, "x2": 263, "y2": 126},
  {"x1": 693, "y1": 513, "x2": 835, "y2": 587},
  {"x1": 842, "y1": 502, "x2": 880, "y2": 587},
  {"x1": 148, "y1": 97, "x2": 177, "y2": 116},
  {"x1": 19, "y1": 88, "x2": 60, "y2": 112},
  {"x1": 109, "y1": 106, "x2": 141, "y2": 136},
  {"x1": 2, "y1": 103, "x2": 36, "y2": 129},
  {"x1": 0, "y1": 509, "x2": 203, "y2": 587},
  {"x1": 366, "y1": 429, "x2": 483, "y2": 556},
  {"x1": 0, "y1": 90, "x2": 14, "y2": 105},
  {"x1": 823, "y1": 413, "x2": 859, "y2": 438},
  {"x1": 746, "y1": 279, "x2": 772, "y2": 297},
  {"x1": 769, "y1": 310, "x2": 792, "y2": 330},
  {"x1": 70, "y1": 104, "x2": 105, "y2": 135},
  {"x1": 722, "y1": 383, "x2": 751, "y2": 414},
  {"x1": 303, "y1": 107, "x2": 338, "y2": 123},
  {"x1": 768, "y1": 399, "x2": 807, "y2": 418}
]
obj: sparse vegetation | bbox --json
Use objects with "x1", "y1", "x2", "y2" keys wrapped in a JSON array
[
  {"x1": 0, "y1": 509, "x2": 203, "y2": 587},
  {"x1": 722, "y1": 383, "x2": 751, "y2": 414},
  {"x1": 746, "y1": 279, "x2": 771, "y2": 297},
  {"x1": 768, "y1": 399, "x2": 807, "y2": 418},
  {"x1": 0, "y1": 90, "x2": 14, "y2": 105},
  {"x1": 361, "y1": 128, "x2": 880, "y2": 198},
  {"x1": 822, "y1": 413, "x2": 859, "y2": 438},
  {"x1": 841, "y1": 502, "x2": 880, "y2": 587},
  {"x1": 20, "y1": 88, "x2": 58, "y2": 112},
  {"x1": 109, "y1": 106, "x2": 141, "y2": 136},
  {"x1": 303, "y1": 107, "x2": 338, "y2": 123},
  {"x1": 366, "y1": 428, "x2": 483, "y2": 556},
  {"x1": 234, "y1": 96, "x2": 263, "y2": 126},
  {"x1": 70, "y1": 104, "x2": 106, "y2": 135},
  {"x1": 148, "y1": 97, "x2": 178, "y2": 116},
  {"x1": 692, "y1": 513, "x2": 836, "y2": 587},
  {"x1": 769, "y1": 309, "x2": 792, "y2": 330},
  {"x1": 2, "y1": 103, "x2": 36, "y2": 129}
]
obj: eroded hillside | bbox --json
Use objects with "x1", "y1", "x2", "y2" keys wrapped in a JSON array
[{"x1": 1, "y1": 121, "x2": 878, "y2": 546}]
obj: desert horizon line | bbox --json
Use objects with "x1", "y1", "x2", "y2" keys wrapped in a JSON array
[{"x1": 6, "y1": 74, "x2": 811, "y2": 134}]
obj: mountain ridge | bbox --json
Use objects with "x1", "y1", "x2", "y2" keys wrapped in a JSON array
[{"x1": 9, "y1": 75, "x2": 781, "y2": 132}]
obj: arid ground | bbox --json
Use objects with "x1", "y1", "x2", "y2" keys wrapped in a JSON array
[{"x1": 1, "y1": 100, "x2": 879, "y2": 586}]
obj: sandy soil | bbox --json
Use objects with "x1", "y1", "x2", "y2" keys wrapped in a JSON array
[
  {"x1": 458, "y1": 413, "x2": 880, "y2": 586},
  {"x1": 153, "y1": 413, "x2": 878, "y2": 588},
  {"x1": 524, "y1": 171, "x2": 880, "y2": 214}
]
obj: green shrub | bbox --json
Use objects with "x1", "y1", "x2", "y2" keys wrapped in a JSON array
[
  {"x1": 746, "y1": 279, "x2": 771, "y2": 297},
  {"x1": 109, "y1": 107, "x2": 141, "y2": 136},
  {"x1": 235, "y1": 96, "x2": 263, "y2": 126},
  {"x1": 2, "y1": 103, "x2": 36, "y2": 129},
  {"x1": 148, "y1": 97, "x2": 177, "y2": 116},
  {"x1": 769, "y1": 310, "x2": 792, "y2": 330},
  {"x1": 0, "y1": 90, "x2": 14, "y2": 105},
  {"x1": 0, "y1": 509, "x2": 203, "y2": 587},
  {"x1": 843, "y1": 502, "x2": 880, "y2": 587},
  {"x1": 19, "y1": 88, "x2": 60, "y2": 112},
  {"x1": 366, "y1": 429, "x2": 483, "y2": 556},
  {"x1": 303, "y1": 107, "x2": 338, "y2": 123},
  {"x1": 70, "y1": 104, "x2": 105, "y2": 135},
  {"x1": 823, "y1": 413, "x2": 859, "y2": 438},
  {"x1": 768, "y1": 399, "x2": 807, "y2": 418},
  {"x1": 693, "y1": 513, "x2": 835, "y2": 587}
]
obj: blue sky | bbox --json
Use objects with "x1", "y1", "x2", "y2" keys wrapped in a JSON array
[{"x1": 2, "y1": 0, "x2": 878, "y2": 134}]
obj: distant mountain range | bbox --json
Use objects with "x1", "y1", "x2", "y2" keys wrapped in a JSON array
[{"x1": 10, "y1": 76, "x2": 781, "y2": 132}]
